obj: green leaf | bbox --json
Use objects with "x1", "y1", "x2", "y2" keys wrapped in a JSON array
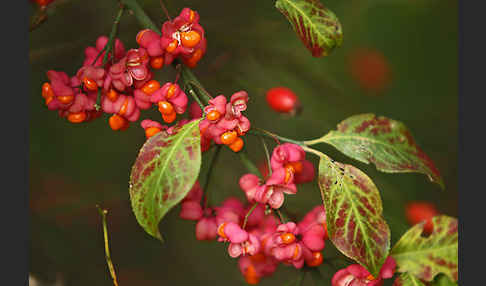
[
  {"x1": 275, "y1": 0, "x2": 343, "y2": 57},
  {"x1": 318, "y1": 154, "x2": 390, "y2": 277},
  {"x1": 391, "y1": 215, "x2": 458, "y2": 282},
  {"x1": 129, "y1": 120, "x2": 202, "y2": 241},
  {"x1": 393, "y1": 272, "x2": 427, "y2": 286},
  {"x1": 306, "y1": 113, "x2": 444, "y2": 189}
]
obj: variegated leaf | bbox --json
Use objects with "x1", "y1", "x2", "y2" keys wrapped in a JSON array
[
  {"x1": 306, "y1": 113, "x2": 444, "y2": 189},
  {"x1": 391, "y1": 215, "x2": 458, "y2": 282},
  {"x1": 129, "y1": 120, "x2": 202, "y2": 241},
  {"x1": 318, "y1": 154, "x2": 390, "y2": 277},
  {"x1": 393, "y1": 273, "x2": 427, "y2": 286},
  {"x1": 275, "y1": 0, "x2": 343, "y2": 57}
]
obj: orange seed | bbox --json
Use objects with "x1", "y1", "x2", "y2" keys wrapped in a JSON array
[
  {"x1": 141, "y1": 80, "x2": 161, "y2": 95},
  {"x1": 228, "y1": 137, "x2": 244, "y2": 152},
  {"x1": 145, "y1": 127, "x2": 161, "y2": 139},
  {"x1": 220, "y1": 131, "x2": 238, "y2": 145},
  {"x1": 67, "y1": 112, "x2": 86, "y2": 124}
]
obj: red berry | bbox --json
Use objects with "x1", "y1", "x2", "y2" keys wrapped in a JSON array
[
  {"x1": 33, "y1": 0, "x2": 54, "y2": 7},
  {"x1": 405, "y1": 201, "x2": 439, "y2": 234},
  {"x1": 349, "y1": 48, "x2": 392, "y2": 93},
  {"x1": 265, "y1": 87, "x2": 299, "y2": 113}
]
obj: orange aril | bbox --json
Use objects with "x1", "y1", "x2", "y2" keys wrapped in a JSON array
[
  {"x1": 150, "y1": 56, "x2": 164, "y2": 69},
  {"x1": 158, "y1": 101, "x2": 174, "y2": 115},
  {"x1": 228, "y1": 137, "x2": 244, "y2": 152},
  {"x1": 67, "y1": 112, "x2": 86, "y2": 124},
  {"x1": 141, "y1": 80, "x2": 161, "y2": 95},
  {"x1": 180, "y1": 31, "x2": 201, "y2": 48},
  {"x1": 220, "y1": 131, "x2": 237, "y2": 145},
  {"x1": 145, "y1": 127, "x2": 161, "y2": 139}
]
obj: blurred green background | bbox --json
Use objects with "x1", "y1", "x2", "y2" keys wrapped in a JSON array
[{"x1": 29, "y1": 0, "x2": 457, "y2": 285}]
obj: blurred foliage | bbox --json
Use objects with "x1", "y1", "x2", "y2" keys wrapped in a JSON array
[{"x1": 29, "y1": 0, "x2": 457, "y2": 285}]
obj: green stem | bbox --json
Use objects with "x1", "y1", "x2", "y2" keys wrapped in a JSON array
[
  {"x1": 179, "y1": 63, "x2": 213, "y2": 104},
  {"x1": 187, "y1": 88, "x2": 205, "y2": 112},
  {"x1": 259, "y1": 135, "x2": 272, "y2": 178},
  {"x1": 302, "y1": 135, "x2": 330, "y2": 146},
  {"x1": 119, "y1": 0, "x2": 160, "y2": 33},
  {"x1": 238, "y1": 152, "x2": 262, "y2": 180},
  {"x1": 273, "y1": 209, "x2": 286, "y2": 223},
  {"x1": 175, "y1": 63, "x2": 206, "y2": 111},
  {"x1": 102, "y1": 5, "x2": 125, "y2": 65},
  {"x1": 158, "y1": 0, "x2": 172, "y2": 21},
  {"x1": 96, "y1": 205, "x2": 119, "y2": 286},
  {"x1": 248, "y1": 128, "x2": 305, "y2": 146},
  {"x1": 29, "y1": 6, "x2": 48, "y2": 32},
  {"x1": 203, "y1": 146, "x2": 222, "y2": 209},
  {"x1": 301, "y1": 146, "x2": 326, "y2": 158},
  {"x1": 242, "y1": 202, "x2": 259, "y2": 229},
  {"x1": 92, "y1": 4, "x2": 125, "y2": 110}
]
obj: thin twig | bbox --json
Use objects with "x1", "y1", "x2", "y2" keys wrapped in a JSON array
[
  {"x1": 187, "y1": 88, "x2": 205, "y2": 113},
  {"x1": 159, "y1": 0, "x2": 172, "y2": 21},
  {"x1": 274, "y1": 209, "x2": 286, "y2": 223},
  {"x1": 203, "y1": 146, "x2": 222, "y2": 209},
  {"x1": 248, "y1": 128, "x2": 304, "y2": 146},
  {"x1": 242, "y1": 202, "x2": 259, "y2": 229},
  {"x1": 96, "y1": 205, "x2": 119, "y2": 286},
  {"x1": 102, "y1": 5, "x2": 125, "y2": 65},
  {"x1": 29, "y1": 6, "x2": 48, "y2": 32},
  {"x1": 259, "y1": 135, "x2": 272, "y2": 178}
]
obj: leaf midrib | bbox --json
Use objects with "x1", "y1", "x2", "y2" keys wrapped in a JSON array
[
  {"x1": 155, "y1": 120, "x2": 199, "y2": 187},
  {"x1": 327, "y1": 160, "x2": 384, "y2": 275},
  {"x1": 147, "y1": 120, "x2": 200, "y2": 235},
  {"x1": 278, "y1": 0, "x2": 324, "y2": 41},
  {"x1": 323, "y1": 133, "x2": 415, "y2": 159}
]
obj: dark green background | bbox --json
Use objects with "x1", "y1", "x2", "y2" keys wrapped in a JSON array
[{"x1": 29, "y1": 0, "x2": 457, "y2": 285}]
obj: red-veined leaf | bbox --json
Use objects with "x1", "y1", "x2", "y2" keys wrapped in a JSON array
[
  {"x1": 129, "y1": 120, "x2": 202, "y2": 241},
  {"x1": 318, "y1": 154, "x2": 390, "y2": 277},
  {"x1": 391, "y1": 215, "x2": 458, "y2": 282},
  {"x1": 306, "y1": 113, "x2": 444, "y2": 189},
  {"x1": 275, "y1": 0, "x2": 343, "y2": 57}
]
